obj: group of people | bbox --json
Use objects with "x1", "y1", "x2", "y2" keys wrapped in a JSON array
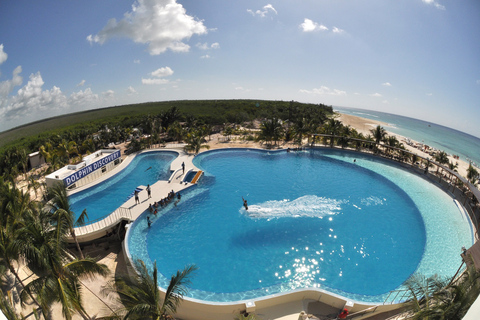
[
  {"x1": 134, "y1": 184, "x2": 152, "y2": 205},
  {"x1": 146, "y1": 189, "x2": 182, "y2": 227}
]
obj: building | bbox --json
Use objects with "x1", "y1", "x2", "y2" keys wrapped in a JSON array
[
  {"x1": 45, "y1": 149, "x2": 122, "y2": 190},
  {"x1": 28, "y1": 151, "x2": 45, "y2": 168}
]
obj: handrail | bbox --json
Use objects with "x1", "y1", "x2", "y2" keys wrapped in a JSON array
[
  {"x1": 345, "y1": 305, "x2": 378, "y2": 319},
  {"x1": 168, "y1": 168, "x2": 182, "y2": 183},
  {"x1": 74, "y1": 206, "x2": 133, "y2": 236},
  {"x1": 311, "y1": 134, "x2": 480, "y2": 240}
]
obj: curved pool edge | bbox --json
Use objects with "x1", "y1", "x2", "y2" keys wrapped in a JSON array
[
  {"x1": 71, "y1": 148, "x2": 186, "y2": 242},
  {"x1": 123, "y1": 146, "x2": 477, "y2": 318},
  {"x1": 68, "y1": 148, "x2": 181, "y2": 196}
]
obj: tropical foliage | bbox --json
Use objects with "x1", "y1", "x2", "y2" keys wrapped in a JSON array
[
  {"x1": 404, "y1": 263, "x2": 480, "y2": 320},
  {"x1": 104, "y1": 259, "x2": 197, "y2": 320},
  {"x1": 0, "y1": 177, "x2": 110, "y2": 319}
]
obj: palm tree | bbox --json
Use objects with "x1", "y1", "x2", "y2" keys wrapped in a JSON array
[
  {"x1": 448, "y1": 161, "x2": 458, "y2": 172},
  {"x1": 323, "y1": 118, "x2": 343, "y2": 147},
  {"x1": 23, "y1": 256, "x2": 110, "y2": 320},
  {"x1": 105, "y1": 259, "x2": 197, "y2": 320},
  {"x1": 17, "y1": 148, "x2": 30, "y2": 182},
  {"x1": 27, "y1": 175, "x2": 41, "y2": 200},
  {"x1": 404, "y1": 264, "x2": 480, "y2": 319},
  {"x1": 403, "y1": 273, "x2": 448, "y2": 319},
  {"x1": 167, "y1": 121, "x2": 185, "y2": 142},
  {"x1": 184, "y1": 130, "x2": 210, "y2": 155},
  {"x1": 338, "y1": 125, "x2": 352, "y2": 149},
  {"x1": 259, "y1": 117, "x2": 283, "y2": 146},
  {"x1": 370, "y1": 125, "x2": 387, "y2": 153},
  {"x1": 466, "y1": 163, "x2": 479, "y2": 185},
  {"x1": 0, "y1": 182, "x2": 43, "y2": 311},
  {"x1": 0, "y1": 290, "x2": 24, "y2": 320},
  {"x1": 292, "y1": 117, "x2": 314, "y2": 147},
  {"x1": 45, "y1": 183, "x2": 88, "y2": 259}
]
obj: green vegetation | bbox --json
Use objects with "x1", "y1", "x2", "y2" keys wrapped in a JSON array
[
  {"x1": 403, "y1": 261, "x2": 480, "y2": 319},
  {"x1": 0, "y1": 180, "x2": 110, "y2": 319},
  {"x1": 103, "y1": 259, "x2": 197, "y2": 319},
  {"x1": 0, "y1": 99, "x2": 333, "y2": 178},
  {"x1": 1, "y1": 99, "x2": 479, "y2": 319}
]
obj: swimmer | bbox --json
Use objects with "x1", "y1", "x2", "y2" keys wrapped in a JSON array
[
  {"x1": 242, "y1": 196, "x2": 248, "y2": 210},
  {"x1": 145, "y1": 166, "x2": 152, "y2": 171},
  {"x1": 147, "y1": 216, "x2": 151, "y2": 227}
]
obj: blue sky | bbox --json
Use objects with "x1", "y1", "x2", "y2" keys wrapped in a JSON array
[{"x1": 1, "y1": 0, "x2": 479, "y2": 137}]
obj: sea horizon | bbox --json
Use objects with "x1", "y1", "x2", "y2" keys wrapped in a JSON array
[{"x1": 334, "y1": 106, "x2": 480, "y2": 167}]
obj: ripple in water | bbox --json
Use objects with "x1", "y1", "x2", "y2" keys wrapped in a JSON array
[{"x1": 242, "y1": 195, "x2": 344, "y2": 219}]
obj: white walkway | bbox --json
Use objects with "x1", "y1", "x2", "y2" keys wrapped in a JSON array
[{"x1": 73, "y1": 149, "x2": 199, "y2": 242}]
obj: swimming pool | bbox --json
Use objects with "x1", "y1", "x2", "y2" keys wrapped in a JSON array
[
  {"x1": 69, "y1": 151, "x2": 177, "y2": 224},
  {"x1": 127, "y1": 148, "x2": 473, "y2": 303}
]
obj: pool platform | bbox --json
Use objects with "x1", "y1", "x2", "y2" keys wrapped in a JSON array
[{"x1": 73, "y1": 149, "x2": 198, "y2": 242}]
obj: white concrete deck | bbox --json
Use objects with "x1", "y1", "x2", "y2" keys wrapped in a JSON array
[{"x1": 73, "y1": 149, "x2": 199, "y2": 242}]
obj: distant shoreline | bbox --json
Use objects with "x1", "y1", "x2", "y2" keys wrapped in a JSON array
[{"x1": 337, "y1": 112, "x2": 472, "y2": 179}]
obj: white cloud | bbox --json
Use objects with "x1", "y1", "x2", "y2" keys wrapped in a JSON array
[
  {"x1": 69, "y1": 87, "x2": 99, "y2": 106},
  {"x1": 382, "y1": 82, "x2": 392, "y2": 87},
  {"x1": 102, "y1": 90, "x2": 115, "y2": 98},
  {"x1": 142, "y1": 66, "x2": 174, "y2": 85},
  {"x1": 197, "y1": 42, "x2": 209, "y2": 50},
  {"x1": 197, "y1": 42, "x2": 220, "y2": 50},
  {"x1": 247, "y1": 4, "x2": 277, "y2": 18},
  {"x1": 127, "y1": 86, "x2": 138, "y2": 95},
  {"x1": 332, "y1": 27, "x2": 345, "y2": 34},
  {"x1": 0, "y1": 44, "x2": 7, "y2": 65},
  {"x1": 300, "y1": 19, "x2": 328, "y2": 32},
  {"x1": 0, "y1": 66, "x2": 23, "y2": 98},
  {"x1": 87, "y1": 0, "x2": 208, "y2": 55},
  {"x1": 300, "y1": 86, "x2": 346, "y2": 96},
  {"x1": 151, "y1": 67, "x2": 174, "y2": 78},
  {"x1": 77, "y1": 79, "x2": 86, "y2": 87},
  {"x1": 200, "y1": 54, "x2": 210, "y2": 59},
  {"x1": 1, "y1": 72, "x2": 68, "y2": 121},
  {"x1": 370, "y1": 93, "x2": 382, "y2": 97},
  {"x1": 422, "y1": 0, "x2": 445, "y2": 10},
  {"x1": 134, "y1": 59, "x2": 141, "y2": 64},
  {"x1": 142, "y1": 78, "x2": 170, "y2": 85}
]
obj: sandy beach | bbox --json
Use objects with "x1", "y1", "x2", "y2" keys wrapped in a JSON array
[{"x1": 337, "y1": 112, "x2": 472, "y2": 178}]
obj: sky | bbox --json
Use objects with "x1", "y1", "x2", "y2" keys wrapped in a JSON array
[{"x1": 0, "y1": 0, "x2": 479, "y2": 137}]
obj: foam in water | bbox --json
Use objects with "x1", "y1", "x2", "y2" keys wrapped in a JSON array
[{"x1": 242, "y1": 195, "x2": 344, "y2": 219}]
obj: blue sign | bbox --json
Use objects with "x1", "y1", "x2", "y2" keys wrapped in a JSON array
[{"x1": 64, "y1": 150, "x2": 121, "y2": 187}]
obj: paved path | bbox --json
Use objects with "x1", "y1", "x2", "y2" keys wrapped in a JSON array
[{"x1": 74, "y1": 149, "x2": 200, "y2": 242}]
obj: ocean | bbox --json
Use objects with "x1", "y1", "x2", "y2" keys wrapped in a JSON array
[{"x1": 334, "y1": 107, "x2": 480, "y2": 167}]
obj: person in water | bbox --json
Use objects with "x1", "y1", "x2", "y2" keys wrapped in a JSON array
[
  {"x1": 147, "y1": 216, "x2": 151, "y2": 227},
  {"x1": 242, "y1": 197, "x2": 248, "y2": 210}
]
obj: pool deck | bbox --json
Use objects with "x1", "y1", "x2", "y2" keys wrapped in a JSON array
[{"x1": 73, "y1": 148, "x2": 199, "y2": 242}]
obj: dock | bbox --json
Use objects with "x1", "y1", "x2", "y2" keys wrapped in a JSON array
[{"x1": 73, "y1": 150, "x2": 199, "y2": 242}]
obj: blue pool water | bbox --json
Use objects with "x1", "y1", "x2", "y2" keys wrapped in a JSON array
[
  {"x1": 127, "y1": 149, "x2": 473, "y2": 303},
  {"x1": 69, "y1": 151, "x2": 177, "y2": 224}
]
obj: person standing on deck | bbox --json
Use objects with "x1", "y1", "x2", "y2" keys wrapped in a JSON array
[
  {"x1": 134, "y1": 189, "x2": 140, "y2": 204},
  {"x1": 147, "y1": 184, "x2": 151, "y2": 198},
  {"x1": 182, "y1": 162, "x2": 185, "y2": 174}
]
